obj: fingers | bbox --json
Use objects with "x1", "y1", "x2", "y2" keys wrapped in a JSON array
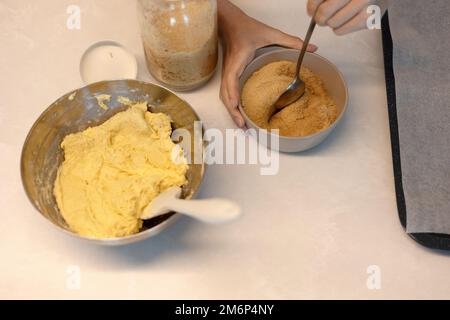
[
  {"x1": 307, "y1": 0, "x2": 326, "y2": 16},
  {"x1": 220, "y1": 74, "x2": 245, "y2": 128},
  {"x1": 327, "y1": 0, "x2": 369, "y2": 30},
  {"x1": 315, "y1": 0, "x2": 351, "y2": 26},
  {"x1": 308, "y1": 0, "x2": 373, "y2": 34},
  {"x1": 333, "y1": 8, "x2": 369, "y2": 35},
  {"x1": 220, "y1": 49, "x2": 253, "y2": 128}
]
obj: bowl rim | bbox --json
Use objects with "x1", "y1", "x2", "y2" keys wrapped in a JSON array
[
  {"x1": 238, "y1": 49, "x2": 349, "y2": 140},
  {"x1": 20, "y1": 79, "x2": 206, "y2": 245}
]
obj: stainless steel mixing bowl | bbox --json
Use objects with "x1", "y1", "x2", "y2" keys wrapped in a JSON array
[{"x1": 21, "y1": 80, "x2": 205, "y2": 245}]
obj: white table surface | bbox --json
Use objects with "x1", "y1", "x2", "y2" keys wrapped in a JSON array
[{"x1": 1, "y1": 0, "x2": 449, "y2": 300}]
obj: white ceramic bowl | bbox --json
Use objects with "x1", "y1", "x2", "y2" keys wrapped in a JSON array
[{"x1": 239, "y1": 48, "x2": 348, "y2": 153}]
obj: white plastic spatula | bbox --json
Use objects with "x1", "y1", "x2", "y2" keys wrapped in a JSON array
[{"x1": 141, "y1": 187, "x2": 242, "y2": 224}]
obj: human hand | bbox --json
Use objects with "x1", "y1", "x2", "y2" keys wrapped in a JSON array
[
  {"x1": 307, "y1": 0, "x2": 388, "y2": 35},
  {"x1": 218, "y1": 0, "x2": 318, "y2": 127}
]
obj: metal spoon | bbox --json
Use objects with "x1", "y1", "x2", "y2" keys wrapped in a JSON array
[{"x1": 271, "y1": 12, "x2": 318, "y2": 116}]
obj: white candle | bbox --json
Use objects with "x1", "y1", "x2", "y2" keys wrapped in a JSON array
[{"x1": 80, "y1": 41, "x2": 138, "y2": 84}]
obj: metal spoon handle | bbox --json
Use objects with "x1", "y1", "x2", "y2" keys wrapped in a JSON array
[{"x1": 295, "y1": 11, "x2": 318, "y2": 76}]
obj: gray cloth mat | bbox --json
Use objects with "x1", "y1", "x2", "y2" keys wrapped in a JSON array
[{"x1": 388, "y1": 0, "x2": 450, "y2": 234}]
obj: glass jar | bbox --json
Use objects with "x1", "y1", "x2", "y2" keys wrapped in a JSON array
[{"x1": 138, "y1": 0, "x2": 218, "y2": 91}]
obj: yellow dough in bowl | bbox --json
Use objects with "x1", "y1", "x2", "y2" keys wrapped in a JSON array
[{"x1": 53, "y1": 102, "x2": 188, "y2": 238}]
